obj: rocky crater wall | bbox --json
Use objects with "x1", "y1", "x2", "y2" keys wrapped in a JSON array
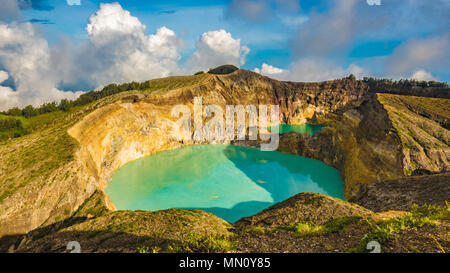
[{"x1": 68, "y1": 71, "x2": 399, "y2": 203}]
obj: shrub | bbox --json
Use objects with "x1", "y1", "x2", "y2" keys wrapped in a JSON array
[{"x1": 167, "y1": 233, "x2": 234, "y2": 253}]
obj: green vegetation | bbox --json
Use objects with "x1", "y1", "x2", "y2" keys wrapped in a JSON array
[
  {"x1": 1, "y1": 82, "x2": 151, "y2": 118},
  {"x1": 0, "y1": 107, "x2": 88, "y2": 141},
  {"x1": 207, "y1": 64, "x2": 238, "y2": 75},
  {"x1": 108, "y1": 221, "x2": 140, "y2": 233},
  {"x1": 167, "y1": 233, "x2": 234, "y2": 253},
  {"x1": 2, "y1": 71, "x2": 447, "y2": 142},
  {"x1": 137, "y1": 246, "x2": 161, "y2": 253},
  {"x1": 0, "y1": 73, "x2": 210, "y2": 140},
  {"x1": 74, "y1": 194, "x2": 108, "y2": 218},
  {"x1": 351, "y1": 203, "x2": 449, "y2": 253},
  {"x1": 0, "y1": 105, "x2": 82, "y2": 204},
  {"x1": 278, "y1": 216, "x2": 362, "y2": 238},
  {"x1": 279, "y1": 223, "x2": 325, "y2": 237},
  {"x1": 363, "y1": 77, "x2": 449, "y2": 88},
  {"x1": 347, "y1": 74, "x2": 356, "y2": 81},
  {"x1": 240, "y1": 225, "x2": 267, "y2": 235},
  {"x1": 382, "y1": 94, "x2": 450, "y2": 121},
  {"x1": 377, "y1": 93, "x2": 449, "y2": 175},
  {"x1": 0, "y1": 114, "x2": 30, "y2": 140}
]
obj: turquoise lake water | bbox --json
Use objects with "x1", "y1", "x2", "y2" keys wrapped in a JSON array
[
  {"x1": 269, "y1": 124, "x2": 330, "y2": 136},
  {"x1": 105, "y1": 144, "x2": 343, "y2": 223}
]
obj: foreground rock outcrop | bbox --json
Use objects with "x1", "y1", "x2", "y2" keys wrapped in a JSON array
[
  {"x1": 349, "y1": 172, "x2": 450, "y2": 212},
  {"x1": 2, "y1": 192, "x2": 448, "y2": 253},
  {"x1": 1, "y1": 190, "x2": 233, "y2": 253},
  {"x1": 234, "y1": 193, "x2": 449, "y2": 253}
]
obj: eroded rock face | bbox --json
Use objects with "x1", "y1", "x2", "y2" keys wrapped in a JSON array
[
  {"x1": 376, "y1": 94, "x2": 449, "y2": 175},
  {"x1": 0, "y1": 125, "x2": 99, "y2": 237},
  {"x1": 349, "y1": 172, "x2": 450, "y2": 212},
  {"x1": 67, "y1": 102, "x2": 186, "y2": 191},
  {"x1": 276, "y1": 94, "x2": 405, "y2": 198}
]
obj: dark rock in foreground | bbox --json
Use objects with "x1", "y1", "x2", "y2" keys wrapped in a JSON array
[{"x1": 349, "y1": 172, "x2": 450, "y2": 212}]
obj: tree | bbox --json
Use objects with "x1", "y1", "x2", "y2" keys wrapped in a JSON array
[
  {"x1": 22, "y1": 105, "x2": 37, "y2": 118},
  {"x1": 38, "y1": 102, "x2": 58, "y2": 114},
  {"x1": 6, "y1": 107, "x2": 22, "y2": 116},
  {"x1": 58, "y1": 99, "x2": 72, "y2": 112}
]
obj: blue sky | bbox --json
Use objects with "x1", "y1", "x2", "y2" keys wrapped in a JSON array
[
  {"x1": 22, "y1": 0, "x2": 295, "y2": 67},
  {"x1": 0, "y1": 0, "x2": 449, "y2": 109},
  {"x1": 21, "y1": 0, "x2": 449, "y2": 78}
]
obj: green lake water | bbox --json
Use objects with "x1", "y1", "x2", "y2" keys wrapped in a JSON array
[
  {"x1": 105, "y1": 144, "x2": 343, "y2": 223},
  {"x1": 269, "y1": 124, "x2": 330, "y2": 136}
]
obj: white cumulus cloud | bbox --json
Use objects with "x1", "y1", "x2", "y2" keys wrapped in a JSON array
[
  {"x1": 385, "y1": 35, "x2": 450, "y2": 78},
  {"x1": 77, "y1": 3, "x2": 184, "y2": 86},
  {"x1": 254, "y1": 63, "x2": 285, "y2": 75},
  {"x1": 86, "y1": 3, "x2": 146, "y2": 45},
  {"x1": 0, "y1": 2, "x2": 185, "y2": 110},
  {"x1": 0, "y1": 22, "x2": 83, "y2": 110},
  {"x1": 410, "y1": 70, "x2": 436, "y2": 81},
  {"x1": 0, "y1": 3, "x2": 251, "y2": 110},
  {"x1": 0, "y1": 70, "x2": 16, "y2": 109},
  {"x1": 187, "y1": 29, "x2": 250, "y2": 72},
  {"x1": 0, "y1": 70, "x2": 8, "y2": 83},
  {"x1": 254, "y1": 59, "x2": 366, "y2": 82}
]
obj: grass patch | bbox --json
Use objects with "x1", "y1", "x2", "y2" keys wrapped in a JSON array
[
  {"x1": 241, "y1": 225, "x2": 267, "y2": 235},
  {"x1": 137, "y1": 246, "x2": 161, "y2": 253},
  {"x1": 350, "y1": 203, "x2": 449, "y2": 253},
  {"x1": 278, "y1": 216, "x2": 362, "y2": 238},
  {"x1": 167, "y1": 233, "x2": 234, "y2": 253},
  {"x1": 108, "y1": 221, "x2": 139, "y2": 233}
]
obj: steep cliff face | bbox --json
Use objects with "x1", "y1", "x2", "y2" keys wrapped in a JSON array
[
  {"x1": 275, "y1": 94, "x2": 405, "y2": 198},
  {"x1": 376, "y1": 94, "x2": 449, "y2": 175},
  {"x1": 67, "y1": 101, "x2": 184, "y2": 190},
  {"x1": 0, "y1": 109, "x2": 100, "y2": 236},
  {"x1": 274, "y1": 92, "x2": 449, "y2": 198},
  {"x1": 217, "y1": 70, "x2": 368, "y2": 124}
]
